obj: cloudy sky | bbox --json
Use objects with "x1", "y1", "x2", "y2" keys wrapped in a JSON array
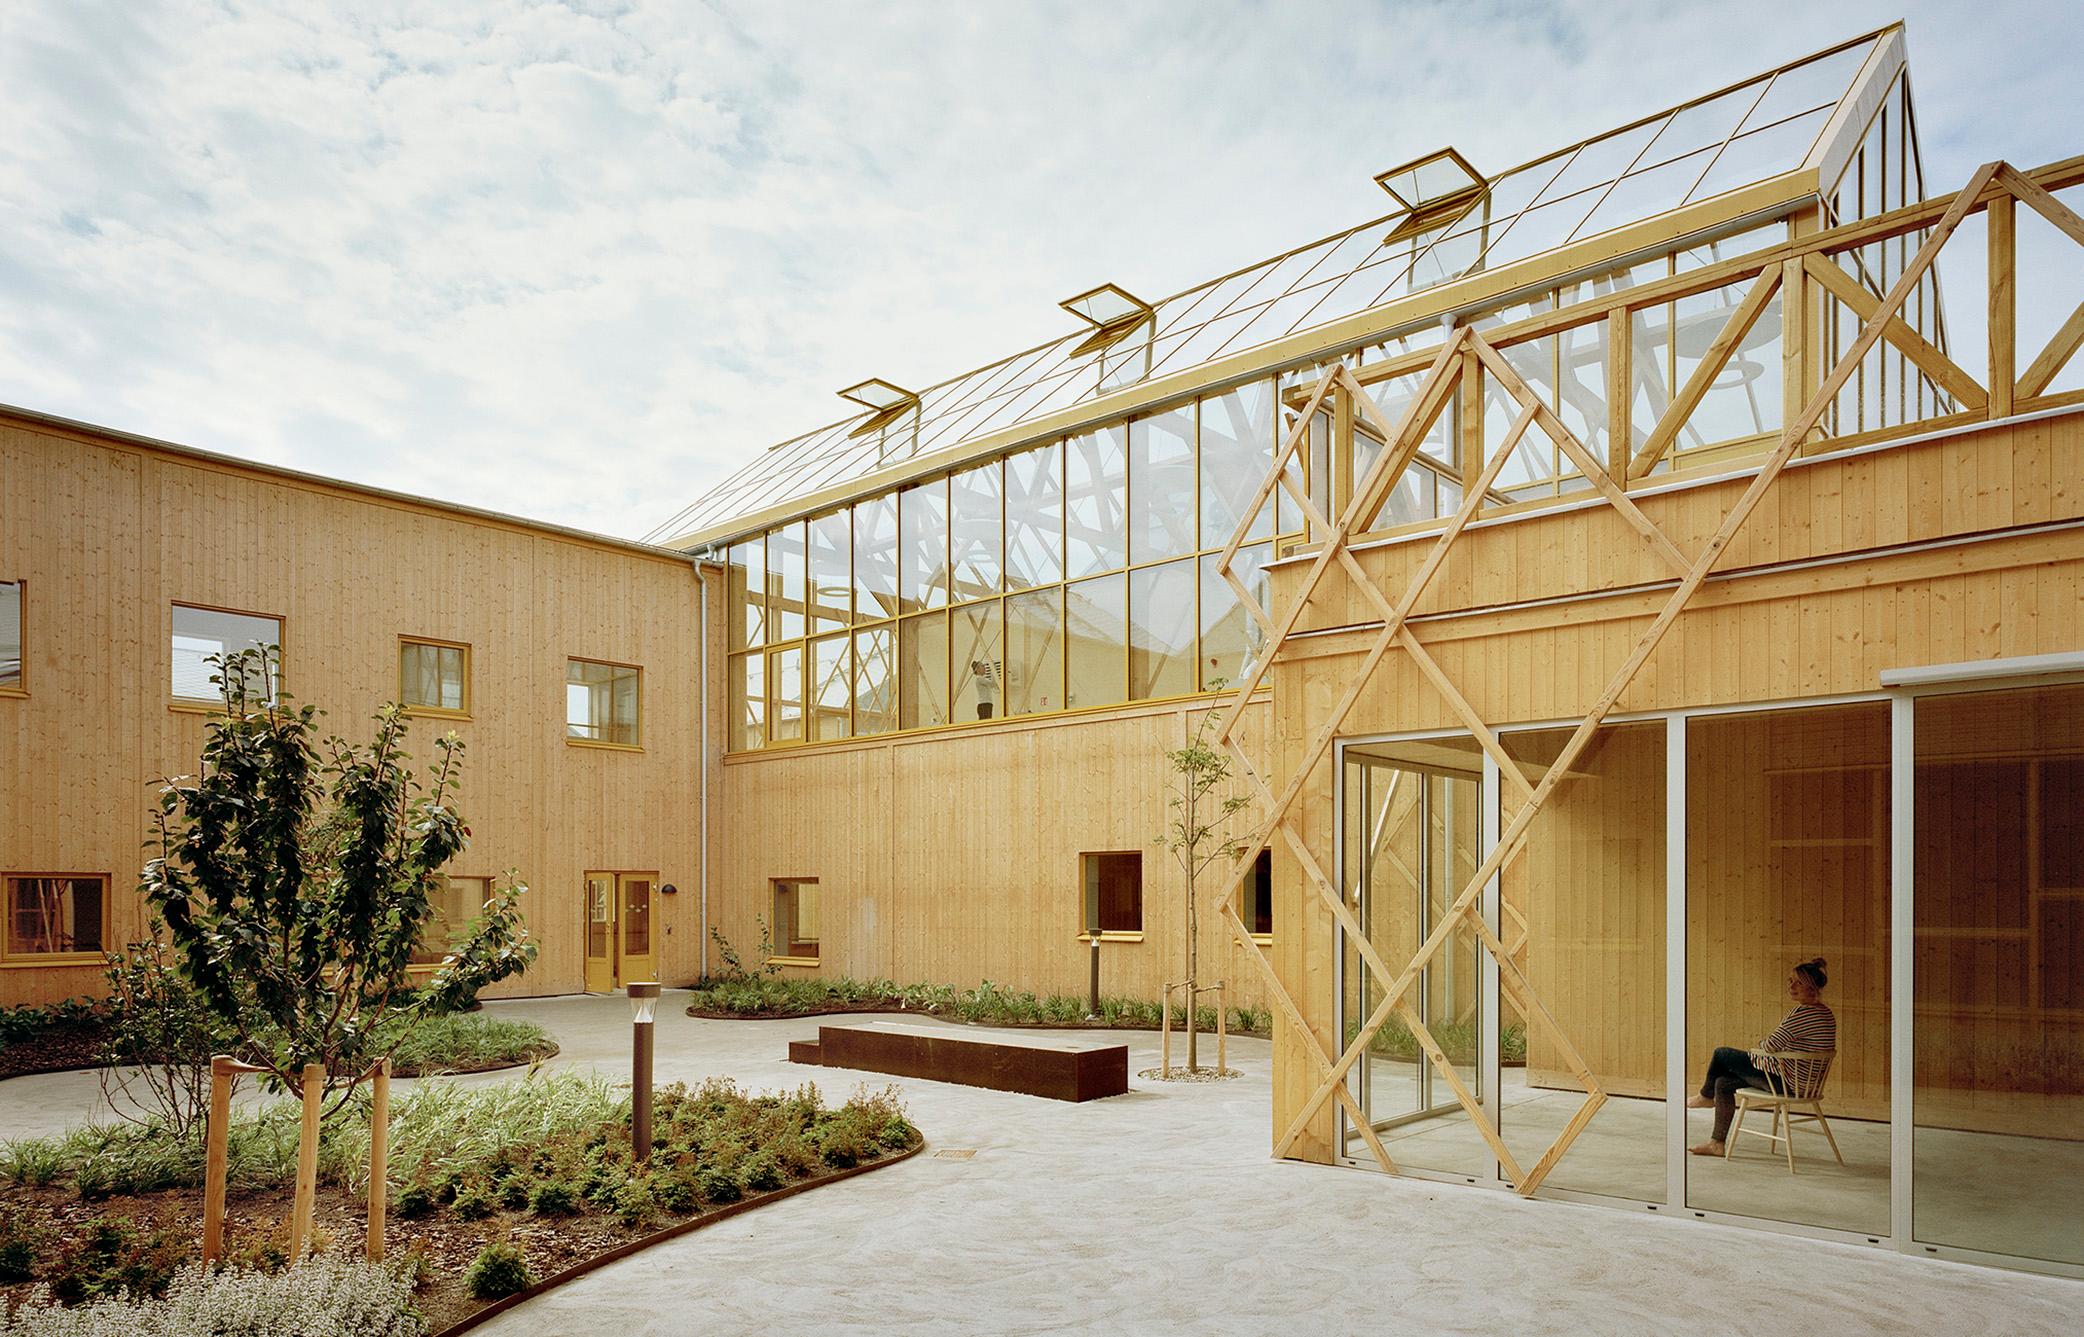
[{"x1": 2, "y1": 0, "x2": 2078, "y2": 541}]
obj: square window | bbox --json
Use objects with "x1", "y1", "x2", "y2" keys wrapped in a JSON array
[
  {"x1": 0, "y1": 580, "x2": 22, "y2": 692},
  {"x1": 772, "y1": 879, "x2": 820, "y2": 961},
  {"x1": 171, "y1": 604, "x2": 281, "y2": 704},
  {"x1": 412, "y1": 874, "x2": 489, "y2": 967},
  {"x1": 566, "y1": 658, "x2": 641, "y2": 747},
  {"x1": 399, "y1": 638, "x2": 470, "y2": 716},
  {"x1": 4, "y1": 874, "x2": 108, "y2": 960},
  {"x1": 1081, "y1": 851, "x2": 1143, "y2": 936}
]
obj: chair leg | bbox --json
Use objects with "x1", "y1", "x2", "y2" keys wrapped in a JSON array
[
  {"x1": 1813, "y1": 1108, "x2": 1845, "y2": 1166},
  {"x1": 1725, "y1": 1103, "x2": 1745, "y2": 1158},
  {"x1": 1783, "y1": 1107, "x2": 1797, "y2": 1174}
]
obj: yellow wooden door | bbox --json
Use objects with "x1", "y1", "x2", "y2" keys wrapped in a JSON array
[
  {"x1": 583, "y1": 873, "x2": 615, "y2": 992},
  {"x1": 618, "y1": 874, "x2": 657, "y2": 984}
]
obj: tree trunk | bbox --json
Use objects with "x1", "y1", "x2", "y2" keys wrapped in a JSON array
[{"x1": 1185, "y1": 787, "x2": 1199, "y2": 1072}]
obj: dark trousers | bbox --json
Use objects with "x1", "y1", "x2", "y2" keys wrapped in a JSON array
[{"x1": 1700, "y1": 1046, "x2": 1768, "y2": 1143}]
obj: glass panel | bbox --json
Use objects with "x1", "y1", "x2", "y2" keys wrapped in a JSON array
[
  {"x1": 622, "y1": 878, "x2": 651, "y2": 957},
  {"x1": 1639, "y1": 85, "x2": 1753, "y2": 169},
  {"x1": 1198, "y1": 543, "x2": 1270, "y2": 691},
  {"x1": 728, "y1": 539, "x2": 766, "y2": 650},
  {"x1": 1570, "y1": 147, "x2": 1718, "y2": 244},
  {"x1": 898, "y1": 479, "x2": 949, "y2": 613},
  {"x1": 768, "y1": 644, "x2": 803, "y2": 743},
  {"x1": 1004, "y1": 440, "x2": 1064, "y2": 591},
  {"x1": 1128, "y1": 405, "x2": 1196, "y2": 564},
  {"x1": 852, "y1": 493, "x2": 900, "y2": 620},
  {"x1": 565, "y1": 659, "x2": 641, "y2": 746},
  {"x1": 774, "y1": 881, "x2": 820, "y2": 959},
  {"x1": 1913, "y1": 682, "x2": 2084, "y2": 1265},
  {"x1": 810, "y1": 634, "x2": 850, "y2": 741},
  {"x1": 1741, "y1": 43, "x2": 1868, "y2": 131},
  {"x1": 400, "y1": 642, "x2": 466, "y2": 713},
  {"x1": 1199, "y1": 380, "x2": 1277, "y2": 549},
  {"x1": 1687, "y1": 108, "x2": 1833, "y2": 205},
  {"x1": 950, "y1": 460, "x2": 1003, "y2": 603},
  {"x1": 1082, "y1": 853, "x2": 1142, "y2": 934},
  {"x1": 1065, "y1": 425, "x2": 1128, "y2": 577},
  {"x1": 1339, "y1": 737, "x2": 1486, "y2": 1177},
  {"x1": 950, "y1": 600, "x2": 1004, "y2": 723},
  {"x1": 731, "y1": 652, "x2": 764, "y2": 750},
  {"x1": 852, "y1": 627, "x2": 895, "y2": 737},
  {"x1": 898, "y1": 611, "x2": 948, "y2": 730},
  {"x1": 1004, "y1": 587, "x2": 1065, "y2": 717},
  {"x1": 1672, "y1": 284, "x2": 1783, "y2": 452},
  {"x1": 1499, "y1": 722, "x2": 1667, "y2": 1203},
  {"x1": 767, "y1": 521, "x2": 806, "y2": 641},
  {"x1": 586, "y1": 876, "x2": 611, "y2": 961},
  {"x1": 1128, "y1": 558, "x2": 1196, "y2": 701},
  {"x1": 4, "y1": 876, "x2": 103, "y2": 956},
  {"x1": 0, "y1": 581, "x2": 18, "y2": 689},
  {"x1": 1686, "y1": 702, "x2": 1889, "y2": 1235},
  {"x1": 1064, "y1": 573, "x2": 1126, "y2": 710},
  {"x1": 171, "y1": 605, "x2": 280, "y2": 702},
  {"x1": 807, "y1": 509, "x2": 851, "y2": 633}
]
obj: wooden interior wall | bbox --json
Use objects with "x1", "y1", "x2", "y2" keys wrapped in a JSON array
[
  {"x1": 0, "y1": 415, "x2": 707, "y2": 1005},
  {"x1": 1267, "y1": 414, "x2": 2084, "y2": 1161},
  {"x1": 710, "y1": 697, "x2": 1276, "y2": 1011}
]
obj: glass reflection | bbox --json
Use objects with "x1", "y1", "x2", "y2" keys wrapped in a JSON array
[
  {"x1": 1129, "y1": 406, "x2": 1196, "y2": 564},
  {"x1": 853, "y1": 493, "x2": 900, "y2": 620},
  {"x1": 898, "y1": 480, "x2": 949, "y2": 613},
  {"x1": 898, "y1": 612, "x2": 948, "y2": 730},
  {"x1": 1005, "y1": 441, "x2": 1064, "y2": 590},
  {"x1": 852, "y1": 626, "x2": 895, "y2": 736},
  {"x1": 1065, "y1": 573, "x2": 1126, "y2": 709},
  {"x1": 808, "y1": 509, "x2": 850, "y2": 634},
  {"x1": 951, "y1": 600, "x2": 1004, "y2": 723},
  {"x1": 1066, "y1": 426, "x2": 1128, "y2": 578},
  {"x1": 1128, "y1": 559, "x2": 1196, "y2": 700},
  {"x1": 950, "y1": 461, "x2": 1003, "y2": 603},
  {"x1": 1004, "y1": 587, "x2": 1064, "y2": 717},
  {"x1": 810, "y1": 635, "x2": 848, "y2": 741}
]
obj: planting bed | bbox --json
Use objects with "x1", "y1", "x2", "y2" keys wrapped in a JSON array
[{"x1": 0, "y1": 1071, "x2": 921, "y2": 1334}]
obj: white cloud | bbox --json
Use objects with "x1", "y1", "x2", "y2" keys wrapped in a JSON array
[{"x1": 0, "y1": 0, "x2": 2078, "y2": 540}]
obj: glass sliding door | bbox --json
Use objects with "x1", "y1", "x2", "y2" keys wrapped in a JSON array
[
  {"x1": 1498, "y1": 721, "x2": 1667, "y2": 1202},
  {"x1": 1912, "y1": 681, "x2": 2084, "y2": 1265},
  {"x1": 1340, "y1": 737, "x2": 1486, "y2": 1177},
  {"x1": 1685, "y1": 702, "x2": 1891, "y2": 1236}
]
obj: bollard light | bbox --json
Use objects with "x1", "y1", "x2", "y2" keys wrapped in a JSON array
[{"x1": 627, "y1": 981, "x2": 661, "y2": 1162}]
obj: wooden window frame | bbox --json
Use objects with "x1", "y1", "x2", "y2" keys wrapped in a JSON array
[
  {"x1": 1, "y1": 872, "x2": 112, "y2": 967},
  {"x1": 0, "y1": 578, "x2": 25, "y2": 698},
  {"x1": 768, "y1": 877, "x2": 821, "y2": 967},
  {"x1": 1077, "y1": 850, "x2": 1146, "y2": 942},
  {"x1": 169, "y1": 601, "x2": 285, "y2": 713},
  {"x1": 398, "y1": 636, "x2": 473, "y2": 720},
  {"x1": 408, "y1": 872, "x2": 491, "y2": 972},
  {"x1": 565, "y1": 656, "x2": 644, "y2": 752}
]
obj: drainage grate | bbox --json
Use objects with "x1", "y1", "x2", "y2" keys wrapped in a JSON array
[{"x1": 932, "y1": 1149, "x2": 978, "y2": 1160}]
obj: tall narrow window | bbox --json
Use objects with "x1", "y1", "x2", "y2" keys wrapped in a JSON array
[
  {"x1": 1080, "y1": 852, "x2": 1143, "y2": 937},
  {"x1": 412, "y1": 874, "x2": 489, "y2": 967},
  {"x1": 3, "y1": 874, "x2": 107, "y2": 961},
  {"x1": 0, "y1": 580, "x2": 21, "y2": 692},
  {"x1": 399, "y1": 637, "x2": 470, "y2": 716},
  {"x1": 772, "y1": 879, "x2": 821, "y2": 962},
  {"x1": 566, "y1": 658, "x2": 641, "y2": 748},
  {"x1": 1246, "y1": 848, "x2": 1273, "y2": 938},
  {"x1": 171, "y1": 604, "x2": 281, "y2": 705}
]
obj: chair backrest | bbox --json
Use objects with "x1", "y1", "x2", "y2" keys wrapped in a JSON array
[{"x1": 1758, "y1": 1049, "x2": 1834, "y2": 1100}]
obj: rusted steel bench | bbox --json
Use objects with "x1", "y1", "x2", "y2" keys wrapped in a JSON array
[{"x1": 789, "y1": 1021, "x2": 1128, "y2": 1102}]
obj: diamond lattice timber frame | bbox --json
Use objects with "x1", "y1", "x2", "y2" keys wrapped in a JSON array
[{"x1": 1205, "y1": 158, "x2": 2033, "y2": 1196}]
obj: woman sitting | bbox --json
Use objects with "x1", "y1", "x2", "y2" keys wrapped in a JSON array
[{"x1": 1687, "y1": 957, "x2": 1835, "y2": 1157}]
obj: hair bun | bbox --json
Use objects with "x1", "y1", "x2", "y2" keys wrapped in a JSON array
[{"x1": 1810, "y1": 957, "x2": 1827, "y2": 970}]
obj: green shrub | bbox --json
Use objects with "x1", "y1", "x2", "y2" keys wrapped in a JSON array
[
  {"x1": 462, "y1": 1241, "x2": 532, "y2": 1300},
  {"x1": 652, "y1": 1169, "x2": 699, "y2": 1214},
  {"x1": 0, "y1": 1215, "x2": 46, "y2": 1281},
  {"x1": 497, "y1": 1172, "x2": 535, "y2": 1211},
  {"x1": 527, "y1": 1178, "x2": 579, "y2": 1217},
  {"x1": 739, "y1": 1150, "x2": 785, "y2": 1192},
  {"x1": 611, "y1": 1177, "x2": 654, "y2": 1229},
  {"x1": 382, "y1": 1012, "x2": 551, "y2": 1076},
  {"x1": 696, "y1": 1165, "x2": 742, "y2": 1205},
  {"x1": 450, "y1": 1177, "x2": 496, "y2": 1221},
  {"x1": 47, "y1": 1215, "x2": 190, "y2": 1304},
  {"x1": 393, "y1": 1178, "x2": 438, "y2": 1220}
]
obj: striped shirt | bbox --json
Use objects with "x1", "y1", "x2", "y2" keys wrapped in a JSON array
[{"x1": 1757, "y1": 1002, "x2": 1836, "y2": 1095}]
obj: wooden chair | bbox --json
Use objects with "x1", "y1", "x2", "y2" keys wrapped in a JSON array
[{"x1": 1725, "y1": 1048, "x2": 1843, "y2": 1173}]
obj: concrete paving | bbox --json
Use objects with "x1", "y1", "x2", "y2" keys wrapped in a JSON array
[{"x1": 4, "y1": 993, "x2": 2079, "y2": 1335}]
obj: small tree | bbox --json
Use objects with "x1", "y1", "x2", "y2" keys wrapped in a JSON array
[
  {"x1": 100, "y1": 918, "x2": 238, "y2": 1139},
  {"x1": 144, "y1": 647, "x2": 535, "y2": 1108},
  {"x1": 1159, "y1": 699, "x2": 1253, "y2": 1072}
]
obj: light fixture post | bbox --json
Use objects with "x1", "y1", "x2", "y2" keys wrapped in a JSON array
[
  {"x1": 627, "y1": 981, "x2": 661, "y2": 1162},
  {"x1": 1086, "y1": 916, "x2": 1102, "y2": 1022}
]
